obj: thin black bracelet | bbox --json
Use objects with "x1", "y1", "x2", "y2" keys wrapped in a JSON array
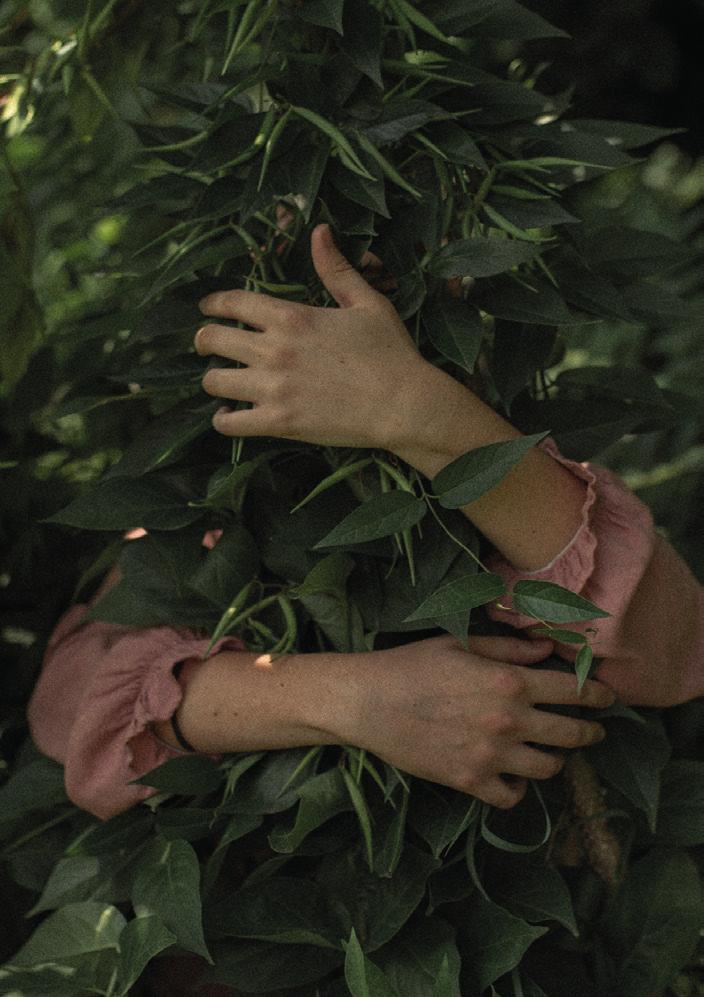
[{"x1": 171, "y1": 660, "x2": 198, "y2": 753}]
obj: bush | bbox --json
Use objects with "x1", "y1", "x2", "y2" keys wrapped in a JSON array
[{"x1": 1, "y1": 2, "x2": 703, "y2": 994}]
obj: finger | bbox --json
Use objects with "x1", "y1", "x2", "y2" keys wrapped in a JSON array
[
  {"x1": 502, "y1": 745, "x2": 565, "y2": 781},
  {"x1": 211, "y1": 405, "x2": 272, "y2": 438},
  {"x1": 474, "y1": 776, "x2": 528, "y2": 810},
  {"x1": 201, "y1": 367, "x2": 262, "y2": 403},
  {"x1": 199, "y1": 288, "x2": 296, "y2": 328},
  {"x1": 195, "y1": 323, "x2": 261, "y2": 364},
  {"x1": 467, "y1": 635, "x2": 555, "y2": 664},
  {"x1": 524, "y1": 669, "x2": 617, "y2": 709},
  {"x1": 310, "y1": 223, "x2": 379, "y2": 308},
  {"x1": 525, "y1": 709, "x2": 606, "y2": 750}
]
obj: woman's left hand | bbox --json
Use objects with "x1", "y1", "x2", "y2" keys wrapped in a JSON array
[{"x1": 195, "y1": 223, "x2": 439, "y2": 449}]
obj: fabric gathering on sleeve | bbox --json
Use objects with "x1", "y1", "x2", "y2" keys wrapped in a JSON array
[
  {"x1": 26, "y1": 606, "x2": 244, "y2": 821},
  {"x1": 485, "y1": 436, "x2": 704, "y2": 707}
]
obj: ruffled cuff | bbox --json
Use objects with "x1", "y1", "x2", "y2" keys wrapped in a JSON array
[
  {"x1": 487, "y1": 439, "x2": 655, "y2": 629},
  {"x1": 61, "y1": 624, "x2": 245, "y2": 821}
]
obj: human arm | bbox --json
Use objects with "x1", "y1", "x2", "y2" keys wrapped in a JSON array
[
  {"x1": 196, "y1": 222, "x2": 587, "y2": 573},
  {"x1": 150, "y1": 633, "x2": 613, "y2": 811},
  {"x1": 28, "y1": 587, "x2": 612, "y2": 819}
]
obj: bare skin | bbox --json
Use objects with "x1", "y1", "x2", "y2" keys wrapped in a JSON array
[
  {"x1": 195, "y1": 222, "x2": 589, "y2": 573},
  {"x1": 153, "y1": 634, "x2": 614, "y2": 810},
  {"x1": 149, "y1": 222, "x2": 671, "y2": 807}
]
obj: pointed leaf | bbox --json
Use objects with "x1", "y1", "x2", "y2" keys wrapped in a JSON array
[
  {"x1": 432, "y1": 433, "x2": 549, "y2": 509},
  {"x1": 131, "y1": 837, "x2": 211, "y2": 962},
  {"x1": 511, "y1": 580, "x2": 611, "y2": 624},
  {"x1": 427, "y1": 236, "x2": 540, "y2": 278},
  {"x1": 404, "y1": 572, "x2": 505, "y2": 623},
  {"x1": 114, "y1": 915, "x2": 177, "y2": 997},
  {"x1": 314, "y1": 491, "x2": 426, "y2": 548},
  {"x1": 422, "y1": 294, "x2": 484, "y2": 373},
  {"x1": 345, "y1": 928, "x2": 399, "y2": 997}
]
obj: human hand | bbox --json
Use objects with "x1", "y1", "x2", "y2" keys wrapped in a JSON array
[
  {"x1": 334, "y1": 633, "x2": 615, "y2": 809},
  {"x1": 195, "y1": 223, "x2": 437, "y2": 450}
]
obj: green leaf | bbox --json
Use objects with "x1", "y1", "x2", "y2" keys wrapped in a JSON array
[
  {"x1": 0, "y1": 758, "x2": 68, "y2": 826},
  {"x1": 27, "y1": 855, "x2": 127, "y2": 916},
  {"x1": 342, "y1": 767, "x2": 375, "y2": 870},
  {"x1": 603, "y1": 849, "x2": 704, "y2": 997},
  {"x1": 292, "y1": 551, "x2": 355, "y2": 598},
  {"x1": 491, "y1": 857, "x2": 579, "y2": 937},
  {"x1": 189, "y1": 521, "x2": 260, "y2": 609},
  {"x1": 341, "y1": 0, "x2": 384, "y2": 87},
  {"x1": 427, "y1": 236, "x2": 540, "y2": 278},
  {"x1": 269, "y1": 767, "x2": 351, "y2": 853},
  {"x1": 408, "y1": 782, "x2": 478, "y2": 859},
  {"x1": 131, "y1": 753, "x2": 223, "y2": 796},
  {"x1": 376, "y1": 915, "x2": 461, "y2": 997},
  {"x1": 290, "y1": 105, "x2": 374, "y2": 180},
  {"x1": 486, "y1": 193, "x2": 578, "y2": 228},
  {"x1": 656, "y1": 760, "x2": 704, "y2": 846},
  {"x1": 317, "y1": 844, "x2": 440, "y2": 952},
  {"x1": 202, "y1": 938, "x2": 342, "y2": 992},
  {"x1": 584, "y1": 226, "x2": 690, "y2": 277},
  {"x1": 131, "y1": 837, "x2": 212, "y2": 962},
  {"x1": 424, "y1": 120, "x2": 487, "y2": 169},
  {"x1": 220, "y1": 748, "x2": 320, "y2": 815},
  {"x1": 403, "y1": 572, "x2": 506, "y2": 623},
  {"x1": 329, "y1": 152, "x2": 390, "y2": 216},
  {"x1": 314, "y1": 491, "x2": 426, "y2": 548},
  {"x1": 472, "y1": 276, "x2": 576, "y2": 325},
  {"x1": 206, "y1": 876, "x2": 343, "y2": 949},
  {"x1": 104, "y1": 400, "x2": 215, "y2": 478},
  {"x1": 297, "y1": 0, "x2": 344, "y2": 32},
  {"x1": 291, "y1": 457, "x2": 373, "y2": 513},
  {"x1": 432, "y1": 433, "x2": 549, "y2": 509},
  {"x1": 432, "y1": 954, "x2": 458, "y2": 997},
  {"x1": 590, "y1": 714, "x2": 671, "y2": 832},
  {"x1": 511, "y1": 580, "x2": 611, "y2": 624},
  {"x1": 46, "y1": 477, "x2": 205, "y2": 531},
  {"x1": 460, "y1": 892, "x2": 547, "y2": 992},
  {"x1": 345, "y1": 928, "x2": 399, "y2": 997},
  {"x1": 574, "y1": 643, "x2": 594, "y2": 693},
  {"x1": 10, "y1": 902, "x2": 126, "y2": 965},
  {"x1": 113, "y1": 915, "x2": 177, "y2": 997},
  {"x1": 363, "y1": 98, "x2": 449, "y2": 146},
  {"x1": 421, "y1": 293, "x2": 484, "y2": 373}
]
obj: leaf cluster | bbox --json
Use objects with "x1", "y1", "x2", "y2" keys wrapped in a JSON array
[{"x1": 1, "y1": 1, "x2": 703, "y2": 995}]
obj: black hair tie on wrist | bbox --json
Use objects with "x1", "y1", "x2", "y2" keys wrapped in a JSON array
[{"x1": 171, "y1": 660, "x2": 197, "y2": 753}]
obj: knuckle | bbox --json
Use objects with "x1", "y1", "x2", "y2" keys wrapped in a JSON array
[
  {"x1": 455, "y1": 772, "x2": 478, "y2": 795},
  {"x1": 265, "y1": 374, "x2": 291, "y2": 405},
  {"x1": 277, "y1": 305, "x2": 302, "y2": 327},
  {"x1": 472, "y1": 740, "x2": 495, "y2": 769},
  {"x1": 491, "y1": 668, "x2": 526, "y2": 700},
  {"x1": 484, "y1": 710, "x2": 517, "y2": 736}
]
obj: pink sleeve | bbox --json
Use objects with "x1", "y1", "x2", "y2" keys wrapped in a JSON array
[
  {"x1": 485, "y1": 437, "x2": 704, "y2": 706},
  {"x1": 26, "y1": 606, "x2": 244, "y2": 821}
]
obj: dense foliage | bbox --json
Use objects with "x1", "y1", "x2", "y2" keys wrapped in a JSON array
[{"x1": 1, "y1": 1, "x2": 704, "y2": 994}]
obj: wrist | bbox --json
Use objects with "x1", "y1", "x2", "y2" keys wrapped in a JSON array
[
  {"x1": 386, "y1": 361, "x2": 520, "y2": 479},
  {"x1": 294, "y1": 649, "x2": 370, "y2": 747}
]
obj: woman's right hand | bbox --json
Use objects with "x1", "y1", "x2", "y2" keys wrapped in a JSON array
[{"x1": 333, "y1": 634, "x2": 615, "y2": 809}]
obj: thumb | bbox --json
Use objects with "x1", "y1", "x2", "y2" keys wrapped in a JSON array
[{"x1": 311, "y1": 223, "x2": 377, "y2": 308}]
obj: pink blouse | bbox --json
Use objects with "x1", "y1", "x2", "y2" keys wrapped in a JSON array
[{"x1": 26, "y1": 438, "x2": 704, "y2": 821}]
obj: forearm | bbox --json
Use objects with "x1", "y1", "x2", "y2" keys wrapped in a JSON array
[
  {"x1": 390, "y1": 362, "x2": 588, "y2": 573},
  {"x1": 152, "y1": 648, "x2": 356, "y2": 754}
]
